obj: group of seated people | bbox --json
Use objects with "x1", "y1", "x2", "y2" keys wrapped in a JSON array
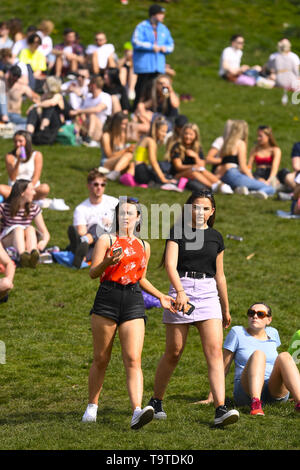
[
  {"x1": 219, "y1": 34, "x2": 300, "y2": 92},
  {"x1": 1, "y1": 21, "x2": 300, "y2": 291},
  {"x1": 0, "y1": 21, "x2": 142, "y2": 142}
]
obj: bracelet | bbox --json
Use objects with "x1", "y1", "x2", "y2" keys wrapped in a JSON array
[{"x1": 177, "y1": 289, "x2": 185, "y2": 293}]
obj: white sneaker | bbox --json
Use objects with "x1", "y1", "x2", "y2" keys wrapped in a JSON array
[
  {"x1": 130, "y1": 406, "x2": 154, "y2": 430},
  {"x1": 128, "y1": 89, "x2": 135, "y2": 100},
  {"x1": 250, "y1": 190, "x2": 268, "y2": 199},
  {"x1": 277, "y1": 192, "x2": 293, "y2": 201},
  {"x1": 49, "y1": 198, "x2": 70, "y2": 211},
  {"x1": 234, "y1": 186, "x2": 249, "y2": 195},
  {"x1": 82, "y1": 404, "x2": 98, "y2": 422},
  {"x1": 97, "y1": 166, "x2": 110, "y2": 175},
  {"x1": 220, "y1": 183, "x2": 234, "y2": 194},
  {"x1": 35, "y1": 198, "x2": 52, "y2": 208},
  {"x1": 83, "y1": 140, "x2": 100, "y2": 148},
  {"x1": 107, "y1": 170, "x2": 121, "y2": 181}
]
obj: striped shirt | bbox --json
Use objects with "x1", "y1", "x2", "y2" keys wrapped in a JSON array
[{"x1": 0, "y1": 202, "x2": 41, "y2": 233}]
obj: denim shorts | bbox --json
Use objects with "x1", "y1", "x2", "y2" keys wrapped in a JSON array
[
  {"x1": 234, "y1": 379, "x2": 290, "y2": 406},
  {"x1": 90, "y1": 280, "x2": 147, "y2": 326}
]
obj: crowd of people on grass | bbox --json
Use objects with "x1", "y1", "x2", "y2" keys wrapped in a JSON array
[{"x1": 0, "y1": 4, "x2": 300, "y2": 430}]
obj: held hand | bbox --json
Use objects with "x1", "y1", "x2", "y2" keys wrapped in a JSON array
[
  {"x1": 106, "y1": 251, "x2": 124, "y2": 266},
  {"x1": 160, "y1": 295, "x2": 177, "y2": 313},
  {"x1": 127, "y1": 143, "x2": 136, "y2": 153},
  {"x1": 175, "y1": 291, "x2": 189, "y2": 312},
  {"x1": 222, "y1": 311, "x2": 231, "y2": 329}
]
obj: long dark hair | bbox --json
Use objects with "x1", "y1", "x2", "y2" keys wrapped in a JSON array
[
  {"x1": 12, "y1": 130, "x2": 33, "y2": 161},
  {"x1": 6, "y1": 179, "x2": 32, "y2": 217},
  {"x1": 112, "y1": 197, "x2": 142, "y2": 236},
  {"x1": 159, "y1": 191, "x2": 216, "y2": 268},
  {"x1": 104, "y1": 67, "x2": 122, "y2": 88},
  {"x1": 103, "y1": 111, "x2": 128, "y2": 148}
]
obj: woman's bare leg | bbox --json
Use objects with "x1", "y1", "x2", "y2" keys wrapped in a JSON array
[
  {"x1": 153, "y1": 324, "x2": 189, "y2": 400},
  {"x1": 88, "y1": 314, "x2": 118, "y2": 404},
  {"x1": 118, "y1": 318, "x2": 145, "y2": 410}
]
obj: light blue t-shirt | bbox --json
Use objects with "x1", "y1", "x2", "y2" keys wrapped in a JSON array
[{"x1": 224, "y1": 326, "x2": 281, "y2": 383}]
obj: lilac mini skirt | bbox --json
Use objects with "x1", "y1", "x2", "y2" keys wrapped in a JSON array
[{"x1": 163, "y1": 276, "x2": 222, "y2": 324}]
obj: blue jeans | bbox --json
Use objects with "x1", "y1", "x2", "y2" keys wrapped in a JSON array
[
  {"x1": 8, "y1": 113, "x2": 27, "y2": 125},
  {"x1": 222, "y1": 168, "x2": 275, "y2": 195}
]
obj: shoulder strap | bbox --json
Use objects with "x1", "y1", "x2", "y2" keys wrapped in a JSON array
[{"x1": 108, "y1": 234, "x2": 113, "y2": 247}]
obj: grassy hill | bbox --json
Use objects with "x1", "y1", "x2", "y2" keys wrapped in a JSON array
[{"x1": 0, "y1": 0, "x2": 300, "y2": 451}]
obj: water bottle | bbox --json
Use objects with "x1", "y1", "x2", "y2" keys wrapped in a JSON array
[
  {"x1": 281, "y1": 90, "x2": 288, "y2": 106},
  {"x1": 226, "y1": 234, "x2": 243, "y2": 242},
  {"x1": 20, "y1": 146, "x2": 27, "y2": 160}
]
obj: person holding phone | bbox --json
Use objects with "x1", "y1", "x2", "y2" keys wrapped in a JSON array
[
  {"x1": 82, "y1": 197, "x2": 176, "y2": 429},
  {"x1": 148, "y1": 191, "x2": 239, "y2": 427}
]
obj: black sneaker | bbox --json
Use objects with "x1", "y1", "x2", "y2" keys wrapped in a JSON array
[
  {"x1": 214, "y1": 405, "x2": 239, "y2": 427},
  {"x1": 73, "y1": 241, "x2": 89, "y2": 269},
  {"x1": 67, "y1": 225, "x2": 81, "y2": 254},
  {"x1": 148, "y1": 397, "x2": 167, "y2": 420}
]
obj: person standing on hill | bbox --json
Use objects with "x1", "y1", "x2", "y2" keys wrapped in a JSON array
[{"x1": 131, "y1": 3, "x2": 174, "y2": 110}]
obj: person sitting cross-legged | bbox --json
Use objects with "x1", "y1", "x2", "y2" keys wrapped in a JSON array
[{"x1": 67, "y1": 169, "x2": 118, "y2": 269}]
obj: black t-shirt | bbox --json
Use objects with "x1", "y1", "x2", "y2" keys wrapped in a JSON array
[
  {"x1": 156, "y1": 97, "x2": 178, "y2": 119},
  {"x1": 103, "y1": 84, "x2": 130, "y2": 111},
  {"x1": 167, "y1": 225, "x2": 225, "y2": 276},
  {"x1": 170, "y1": 142, "x2": 204, "y2": 175}
]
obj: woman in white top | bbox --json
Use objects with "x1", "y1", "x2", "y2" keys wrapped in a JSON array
[{"x1": 1, "y1": 131, "x2": 50, "y2": 201}]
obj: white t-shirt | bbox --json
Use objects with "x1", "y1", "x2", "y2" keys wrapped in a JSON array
[
  {"x1": 96, "y1": 44, "x2": 115, "y2": 69},
  {"x1": 73, "y1": 194, "x2": 118, "y2": 231},
  {"x1": 12, "y1": 59, "x2": 28, "y2": 77},
  {"x1": 61, "y1": 79, "x2": 90, "y2": 110},
  {"x1": 8, "y1": 151, "x2": 39, "y2": 187},
  {"x1": 219, "y1": 47, "x2": 243, "y2": 76},
  {"x1": 295, "y1": 172, "x2": 300, "y2": 185},
  {"x1": 211, "y1": 136, "x2": 224, "y2": 151},
  {"x1": 37, "y1": 31, "x2": 53, "y2": 57},
  {"x1": 82, "y1": 91, "x2": 112, "y2": 124},
  {"x1": 12, "y1": 38, "x2": 27, "y2": 57},
  {"x1": 268, "y1": 51, "x2": 300, "y2": 70}
]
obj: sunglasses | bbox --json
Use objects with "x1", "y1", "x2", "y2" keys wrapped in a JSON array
[
  {"x1": 93, "y1": 182, "x2": 106, "y2": 187},
  {"x1": 247, "y1": 309, "x2": 270, "y2": 319}
]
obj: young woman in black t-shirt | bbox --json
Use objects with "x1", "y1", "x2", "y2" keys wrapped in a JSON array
[
  {"x1": 168, "y1": 123, "x2": 233, "y2": 194},
  {"x1": 148, "y1": 191, "x2": 239, "y2": 426}
]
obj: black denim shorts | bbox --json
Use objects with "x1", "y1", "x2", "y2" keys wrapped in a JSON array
[{"x1": 90, "y1": 280, "x2": 147, "y2": 326}]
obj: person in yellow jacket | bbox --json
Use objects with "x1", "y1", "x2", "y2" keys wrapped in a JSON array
[{"x1": 19, "y1": 33, "x2": 47, "y2": 79}]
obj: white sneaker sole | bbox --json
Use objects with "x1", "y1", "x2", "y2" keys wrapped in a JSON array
[
  {"x1": 214, "y1": 409, "x2": 239, "y2": 426},
  {"x1": 154, "y1": 412, "x2": 167, "y2": 420},
  {"x1": 131, "y1": 406, "x2": 154, "y2": 430},
  {"x1": 82, "y1": 414, "x2": 97, "y2": 422}
]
